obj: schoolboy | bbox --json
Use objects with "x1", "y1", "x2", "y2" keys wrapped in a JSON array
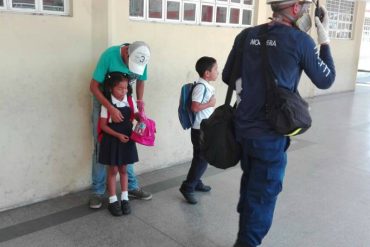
[{"x1": 179, "y1": 56, "x2": 218, "y2": 204}]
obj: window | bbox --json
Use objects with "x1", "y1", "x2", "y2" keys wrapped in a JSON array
[
  {"x1": 363, "y1": 17, "x2": 370, "y2": 43},
  {"x1": 129, "y1": 0, "x2": 254, "y2": 27},
  {"x1": 327, "y1": 0, "x2": 355, "y2": 39},
  {"x1": 167, "y1": 0, "x2": 180, "y2": 21},
  {"x1": 0, "y1": 0, "x2": 69, "y2": 15},
  {"x1": 201, "y1": 4, "x2": 213, "y2": 22},
  {"x1": 130, "y1": 0, "x2": 144, "y2": 18},
  {"x1": 149, "y1": 0, "x2": 163, "y2": 19},
  {"x1": 183, "y1": 2, "x2": 196, "y2": 22}
]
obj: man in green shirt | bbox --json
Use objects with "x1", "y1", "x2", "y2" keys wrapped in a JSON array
[{"x1": 89, "y1": 41, "x2": 152, "y2": 209}]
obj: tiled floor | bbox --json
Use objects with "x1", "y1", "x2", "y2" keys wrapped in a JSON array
[{"x1": 1, "y1": 85, "x2": 370, "y2": 247}]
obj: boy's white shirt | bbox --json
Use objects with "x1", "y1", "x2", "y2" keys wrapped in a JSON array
[
  {"x1": 192, "y1": 77, "x2": 215, "y2": 129},
  {"x1": 100, "y1": 94, "x2": 138, "y2": 123}
]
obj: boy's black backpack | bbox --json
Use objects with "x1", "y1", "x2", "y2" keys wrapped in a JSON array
[{"x1": 178, "y1": 82, "x2": 206, "y2": 130}]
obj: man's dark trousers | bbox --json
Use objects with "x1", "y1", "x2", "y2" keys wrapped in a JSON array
[
  {"x1": 236, "y1": 136, "x2": 289, "y2": 247},
  {"x1": 181, "y1": 129, "x2": 208, "y2": 192}
]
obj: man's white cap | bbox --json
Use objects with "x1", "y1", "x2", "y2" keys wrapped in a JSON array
[{"x1": 128, "y1": 41, "x2": 151, "y2": 76}]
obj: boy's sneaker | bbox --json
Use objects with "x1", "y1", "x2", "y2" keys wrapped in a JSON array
[
  {"x1": 179, "y1": 188, "x2": 198, "y2": 204},
  {"x1": 128, "y1": 188, "x2": 152, "y2": 200},
  {"x1": 89, "y1": 194, "x2": 104, "y2": 209},
  {"x1": 195, "y1": 184, "x2": 212, "y2": 192},
  {"x1": 121, "y1": 200, "x2": 131, "y2": 215},
  {"x1": 108, "y1": 201, "x2": 122, "y2": 217}
]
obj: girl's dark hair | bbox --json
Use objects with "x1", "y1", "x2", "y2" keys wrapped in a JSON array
[
  {"x1": 195, "y1": 56, "x2": 217, "y2": 77},
  {"x1": 102, "y1": 72, "x2": 132, "y2": 98}
]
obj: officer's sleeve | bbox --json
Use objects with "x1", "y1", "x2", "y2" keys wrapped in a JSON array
[
  {"x1": 92, "y1": 50, "x2": 110, "y2": 83},
  {"x1": 222, "y1": 32, "x2": 243, "y2": 86},
  {"x1": 300, "y1": 36, "x2": 336, "y2": 89}
]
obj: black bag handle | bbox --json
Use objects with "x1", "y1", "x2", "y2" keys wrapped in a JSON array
[{"x1": 225, "y1": 28, "x2": 250, "y2": 106}]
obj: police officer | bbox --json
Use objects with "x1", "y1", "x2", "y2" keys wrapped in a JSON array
[{"x1": 222, "y1": 1, "x2": 336, "y2": 246}]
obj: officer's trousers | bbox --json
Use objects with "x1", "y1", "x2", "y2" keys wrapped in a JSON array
[{"x1": 236, "y1": 136, "x2": 289, "y2": 247}]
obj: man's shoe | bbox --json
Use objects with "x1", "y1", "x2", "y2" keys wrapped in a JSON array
[
  {"x1": 128, "y1": 188, "x2": 152, "y2": 200},
  {"x1": 179, "y1": 188, "x2": 198, "y2": 204},
  {"x1": 108, "y1": 201, "x2": 122, "y2": 216},
  {"x1": 89, "y1": 194, "x2": 103, "y2": 209},
  {"x1": 195, "y1": 184, "x2": 212, "y2": 192},
  {"x1": 121, "y1": 200, "x2": 131, "y2": 215}
]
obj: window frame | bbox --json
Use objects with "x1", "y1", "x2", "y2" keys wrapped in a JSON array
[
  {"x1": 215, "y1": 4, "x2": 228, "y2": 24},
  {"x1": 182, "y1": 1, "x2": 198, "y2": 24},
  {"x1": 1, "y1": 0, "x2": 69, "y2": 15},
  {"x1": 129, "y1": 0, "x2": 254, "y2": 28},
  {"x1": 200, "y1": 2, "x2": 215, "y2": 25},
  {"x1": 129, "y1": 0, "x2": 146, "y2": 20},
  {"x1": 165, "y1": 0, "x2": 181, "y2": 23},
  {"x1": 147, "y1": 0, "x2": 165, "y2": 21},
  {"x1": 326, "y1": 0, "x2": 355, "y2": 40}
]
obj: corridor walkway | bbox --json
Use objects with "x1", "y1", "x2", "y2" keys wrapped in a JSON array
[{"x1": 1, "y1": 85, "x2": 370, "y2": 247}]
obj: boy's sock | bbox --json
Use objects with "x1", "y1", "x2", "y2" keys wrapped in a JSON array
[
  {"x1": 121, "y1": 191, "x2": 129, "y2": 201},
  {"x1": 109, "y1": 195, "x2": 118, "y2": 204}
]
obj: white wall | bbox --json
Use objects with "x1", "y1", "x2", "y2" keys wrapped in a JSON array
[{"x1": 0, "y1": 0, "x2": 96, "y2": 211}]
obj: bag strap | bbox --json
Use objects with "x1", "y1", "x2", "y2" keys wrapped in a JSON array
[
  {"x1": 260, "y1": 24, "x2": 280, "y2": 96},
  {"x1": 98, "y1": 106, "x2": 110, "y2": 142},
  {"x1": 127, "y1": 95, "x2": 135, "y2": 121},
  {"x1": 225, "y1": 28, "x2": 250, "y2": 106}
]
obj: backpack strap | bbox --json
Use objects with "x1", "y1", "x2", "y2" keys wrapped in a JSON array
[
  {"x1": 97, "y1": 108, "x2": 110, "y2": 143},
  {"x1": 127, "y1": 95, "x2": 135, "y2": 121}
]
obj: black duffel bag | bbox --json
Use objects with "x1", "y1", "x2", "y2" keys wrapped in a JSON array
[
  {"x1": 199, "y1": 29, "x2": 250, "y2": 169},
  {"x1": 200, "y1": 102, "x2": 241, "y2": 169}
]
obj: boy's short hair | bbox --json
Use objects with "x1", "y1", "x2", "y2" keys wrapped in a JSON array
[{"x1": 195, "y1": 56, "x2": 217, "y2": 77}]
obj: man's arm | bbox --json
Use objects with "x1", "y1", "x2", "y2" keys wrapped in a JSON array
[
  {"x1": 136, "y1": 80, "x2": 145, "y2": 101},
  {"x1": 90, "y1": 79, "x2": 123, "y2": 122},
  {"x1": 136, "y1": 80, "x2": 145, "y2": 113}
]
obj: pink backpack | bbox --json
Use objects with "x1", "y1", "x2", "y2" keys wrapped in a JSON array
[{"x1": 131, "y1": 115, "x2": 156, "y2": 146}]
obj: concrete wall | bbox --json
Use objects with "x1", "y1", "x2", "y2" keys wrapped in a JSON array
[
  {"x1": 0, "y1": 0, "x2": 99, "y2": 211},
  {"x1": 0, "y1": 0, "x2": 366, "y2": 211}
]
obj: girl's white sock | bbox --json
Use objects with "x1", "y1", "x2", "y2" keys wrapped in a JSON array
[
  {"x1": 109, "y1": 195, "x2": 118, "y2": 203},
  {"x1": 121, "y1": 191, "x2": 129, "y2": 201}
]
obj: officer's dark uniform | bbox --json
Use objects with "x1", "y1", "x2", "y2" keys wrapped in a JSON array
[{"x1": 222, "y1": 23, "x2": 336, "y2": 247}]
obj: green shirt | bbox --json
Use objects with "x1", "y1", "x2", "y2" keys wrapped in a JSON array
[{"x1": 92, "y1": 45, "x2": 148, "y2": 84}]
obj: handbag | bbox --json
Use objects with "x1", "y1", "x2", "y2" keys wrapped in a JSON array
[
  {"x1": 261, "y1": 25, "x2": 312, "y2": 136},
  {"x1": 199, "y1": 29, "x2": 250, "y2": 169}
]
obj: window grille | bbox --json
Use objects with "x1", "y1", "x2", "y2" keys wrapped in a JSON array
[
  {"x1": 327, "y1": 0, "x2": 355, "y2": 39},
  {"x1": 129, "y1": 0, "x2": 254, "y2": 27}
]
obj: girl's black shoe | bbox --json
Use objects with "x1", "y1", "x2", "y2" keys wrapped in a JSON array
[
  {"x1": 121, "y1": 200, "x2": 131, "y2": 215},
  {"x1": 108, "y1": 201, "x2": 122, "y2": 216}
]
